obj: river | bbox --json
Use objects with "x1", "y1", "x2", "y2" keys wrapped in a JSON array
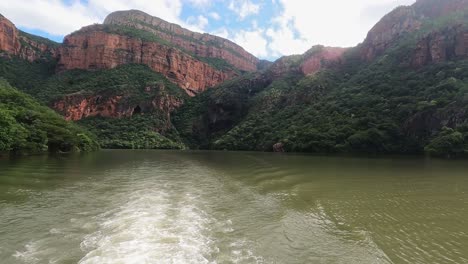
[{"x1": 1, "y1": 150, "x2": 467, "y2": 263}]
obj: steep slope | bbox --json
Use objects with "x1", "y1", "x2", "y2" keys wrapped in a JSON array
[
  {"x1": 58, "y1": 26, "x2": 232, "y2": 96},
  {"x1": 2, "y1": 1, "x2": 468, "y2": 157},
  {"x1": 36, "y1": 64, "x2": 187, "y2": 149},
  {"x1": 174, "y1": 0, "x2": 468, "y2": 157},
  {"x1": 58, "y1": 10, "x2": 259, "y2": 96},
  {"x1": 0, "y1": 15, "x2": 58, "y2": 62},
  {"x1": 360, "y1": 0, "x2": 468, "y2": 63},
  {"x1": 104, "y1": 10, "x2": 258, "y2": 72},
  {"x1": 0, "y1": 79, "x2": 98, "y2": 154}
]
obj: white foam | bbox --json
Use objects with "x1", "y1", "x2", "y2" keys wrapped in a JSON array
[
  {"x1": 14, "y1": 241, "x2": 40, "y2": 264},
  {"x1": 78, "y1": 188, "x2": 219, "y2": 264}
]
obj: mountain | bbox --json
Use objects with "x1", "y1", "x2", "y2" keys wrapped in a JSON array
[
  {"x1": 0, "y1": 15, "x2": 58, "y2": 62},
  {"x1": 174, "y1": 0, "x2": 468, "y2": 157},
  {"x1": 0, "y1": 79, "x2": 98, "y2": 155},
  {"x1": 59, "y1": 10, "x2": 259, "y2": 96},
  {"x1": 1, "y1": 0, "x2": 468, "y2": 157}
]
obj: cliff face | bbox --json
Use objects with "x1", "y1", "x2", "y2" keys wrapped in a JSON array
[
  {"x1": 0, "y1": 15, "x2": 58, "y2": 61},
  {"x1": 300, "y1": 47, "x2": 347, "y2": 75},
  {"x1": 268, "y1": 46, "x2": 347, "y2": 78},
  {"x1": 53, "y1": 87, "x2": 182, "y2": 129},
  {"x1": 360, "y1": 0, "x2": 468, "y2": 63},
  {"x1": 412, "y1": 26, "x2": 468, "y2": 66},
  {"x1": 57, "y1": 10, "x2": 260, "y2": 97},
  {"x1": 360, "y1": 6, "x2": 422, "y2": 61},
  {"x1": 58, "y1": 27, "x2": 233, "y2": 96},
  {"x1": 104, "y1": 10, "x2": 258, "y2": 72},
  {"x1": 0, "y1": 15, "x2": 20, "y2": 55}
]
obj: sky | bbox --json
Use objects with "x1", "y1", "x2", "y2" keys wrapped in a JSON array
[{"x1": 0, "y1": 0, "x2": 417, "y2": 60}]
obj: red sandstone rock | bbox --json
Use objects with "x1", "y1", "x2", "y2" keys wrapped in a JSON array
[
  {"x1": 0, "y1": 15, "x2": 20, "y2": 55},
  {"x1": 300, "y1": 47, "x2": 347, "y2": 75},
  {"x1": 360, "y1": 0, "x2": 468, "y2": 62},
  {"x1": 268, "y1": 46, "x2": 347, "y2": 77},
  {"x1": 104, "y1": 10, "x2": 258, "y2": 72},
  {"x1": 53, "y1": 90, "x2": 182, "y2": 124},
  {"x1": 360, "y1": 6, "x2": 423, "y2": 61},
  {"x1": 0, "y1": 15, "x2": 57, "y2": 61},
  {"x1": 57, "y1": 28, "x2": 235, "y2": 96}
]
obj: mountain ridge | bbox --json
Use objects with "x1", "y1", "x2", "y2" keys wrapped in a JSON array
[{"x1": 2, "y1": 0, "x2": 468, "y2": 157}]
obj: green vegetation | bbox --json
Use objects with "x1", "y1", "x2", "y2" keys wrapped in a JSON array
[
  {"x1": 197, "y1": 57, "x2": 240, "y2": 73},
  {"x1": 0, "y1": 56, "x2": 56, "y2": 95},
  {"x1": 78, "y1": 115, "x2": 184, "y2": 150},
  {"x1": 33, "y1": 64, "x2": 187, "y2": 150},
  {"x1": 31, "y1": 64, "x2": 186, "y2": 103},
  {"x1": 424, "y1": 127, "x2": 468, "y2": 158},
  {"x1": 174, "y1": 21, "x2": 468, "y2": 157},
  {"x1": 131, "y1": 19, "x2": 246, "y2": 59},
  {"x1": 0, "y1": 79, "x2": 99, "y2": 154},
  {"x1": 2, "y1": 3, "x2": 468, "y2": 158},
  {"x1": 19, "y1": 30, "x2": 60, "y2": 48},
  {"x1": 0, "y1": 62, "x2": 187, "y2": 151}
]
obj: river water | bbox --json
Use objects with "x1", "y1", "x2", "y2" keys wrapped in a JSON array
[{"x1": 1, "y1": 150, "x2": 467, "y2": 263}]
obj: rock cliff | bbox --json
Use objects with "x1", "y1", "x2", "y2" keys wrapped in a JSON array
[
  {"x1": 360, "y1": 0, "x2": 468, "y2": 63},
  {"x1": 58, "y1": 26, "x2": 233, "y2": 96},
  {"x1": 0, "y1": 15, "x2": 58, "y2": 61},
  {"x1": 300, "y1": 47, "x2": 347, "y2": 75},
  {"x1": 268, "y1": 46, "x2": 347, "y2": 78},
  {"x1": 53, "y1": 85, "x2": 182, "y2": 127},
  {"x1": 103, "y1": 10, "x2": 258, "y2": 72},
  {"x1": 0, "y1": 15, "x2": 20, "y2": 55},
  {"x1": 411, "y1": 25, "x2": 468, "y2": 66}
]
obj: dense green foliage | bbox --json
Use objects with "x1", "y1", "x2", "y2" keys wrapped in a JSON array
[
  {"x1": 3, "y1": 3, "x2": 468, "y2": 158},
  {"x1": 0, "y1": 56, "x2": 56, "y2": 94},
  {"x1": 78, "y1": 115, "x2": 184, "y2": 150},
  {"x1": 174, "y1": 14, "x2": 468, "y2": 157},
  {"x1": 0, "y1": 62, "x2": 187, "y2": 151},
  {"x1": 31, "y1": 64, "x2": 185, "y2": 103},
  {"x1": 18, "y1": 31, "x2": 60, "y2": 48},
  {"x1": 35, "y1": 64, "x2": 187, "y2": 149},
  {"x1": 0, "y1": 79, "x2": 99, "y2": 154}
]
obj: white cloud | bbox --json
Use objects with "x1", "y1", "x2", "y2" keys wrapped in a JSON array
[
  {"x1": 233, "y1": 29, "x2": 268, "y2": 57},
  {"x1": 0, "y1": 0, "x2": 420, "y2": 59},
  {"x1": 185, "y1": 0, "x2": 211, "y2": 8},
  {"x1": 210, "y1": 27, "x2": 229, "y2": 39},
  {"x1": 209, "y1": 12, "x2": 221, "y2": 20},
  {"x1": 186, "y1": 15, "x2": 209, "y2": 31},
  {"x1": 228, "y1": 0, "x2": 260, "y2": 20},
  {"x1": 0, "y1": 0, "x2": 184, "y2": 36},
  {"x1": 267, "y1": 0, "x2": 417, "y2": 55}
]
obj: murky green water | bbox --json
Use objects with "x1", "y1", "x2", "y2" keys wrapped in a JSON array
[{"x1": 1, "y1": 150, "x2": 468, "y2": 263}]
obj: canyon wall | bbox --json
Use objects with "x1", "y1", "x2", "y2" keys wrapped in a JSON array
[{"x1": 57, "y1": 27, "x2": 233, "y2": 96}]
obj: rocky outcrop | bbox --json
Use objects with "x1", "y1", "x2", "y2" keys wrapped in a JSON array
[
  {"x1": 360, "y1": 6, "x2": 423, "y2": 61},
  {"x1": 53, "y1": 92, "x2": 128, "y2": 121},
  {"x1": 300, "y1": 47, "x2": 347, "y2": 75},
  {"x1": 268, "y1": 46, "x2": 347, "y2": 77},
  {"x1": 18, "y1": 33, "x2": 58, "y2": 61},
  {"x1": 53, "y1": 87, "x2": 182, "y2": 126},
  {"x1": 0, "y1": 15, "x2": 58, "y2": 61},
  {"x1": 104, "y1": 10, "x2": 258, "y2": 72},
  {"x1": 412, "y1": 26, "x2": 468, "y2": 66},
  {"x1": 413, "y1": 0, "x2": 468, "y2": 18},
  {"x1": 360, "y1": 0, "x2": 468, "y2": 62},
  {"x1": 405, "y1": 102, "x2": 468, "y2": 138},
  {"x1": 58, "y1": 27, "x2": 234, "y2": 96},
  {"x1": 0, "y1": 15, "x2": 20, "y2": 55},
  {"x1": 267, "y1": 55, "x2": 302, "y2": 78}
]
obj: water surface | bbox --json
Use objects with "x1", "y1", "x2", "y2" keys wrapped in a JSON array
[{"x1": 1, "y1": 150, "x2": 468, "y2": 263}]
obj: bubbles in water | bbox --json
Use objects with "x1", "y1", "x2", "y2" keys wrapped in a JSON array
[{"x1": 78, "y1": 188, "x2": 220, "y2": 264}]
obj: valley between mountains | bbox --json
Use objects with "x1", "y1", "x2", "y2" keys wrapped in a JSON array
[{"x1": 1, "y1": 0, "x2": 468, "y2": 158}]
